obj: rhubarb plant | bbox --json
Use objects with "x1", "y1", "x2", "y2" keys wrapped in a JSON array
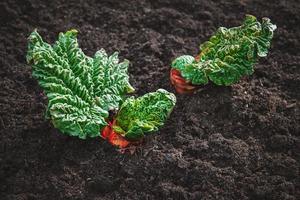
[
  {"x1": 114, "y1": 89, "x2": 176, "y2": 140},
  {"x1": 171, "y1": 15, "x2": 277, "y2": 86},
  {"x1": 27, "y1": 29, "x2": 176, "y2": 142}
]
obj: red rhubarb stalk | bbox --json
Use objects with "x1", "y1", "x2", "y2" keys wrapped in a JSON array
[
  {"x1": 101, "y1": 120, "x2": 130, "y2": 148},
  {"x1": 170, "y1": 69, "x2": 198, "y2": 94}
]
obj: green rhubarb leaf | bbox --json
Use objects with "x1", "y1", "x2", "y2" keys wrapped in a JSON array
[
  {"x1": 114, "y1": 89, "x2": 176, "y2": 140},
  {"x1": 27, "y1": 29, "x2": 134, "y2": 139},
  {"x1": 171, "y1": 15, "x2": 276, "y2": 86},
  {"x1": 171, "y1": 55, "x2": 195, "y2": 71}
]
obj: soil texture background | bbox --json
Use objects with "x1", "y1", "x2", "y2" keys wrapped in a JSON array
[{"x1": 0, "y1": 0, "x2": 299, "y2": 199}]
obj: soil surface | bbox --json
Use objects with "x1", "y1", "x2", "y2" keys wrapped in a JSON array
[{"x1": 1, "y1": 0, "x2": 299, "y2": 199}]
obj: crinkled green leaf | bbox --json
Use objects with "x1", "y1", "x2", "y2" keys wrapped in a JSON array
[
  {"x1": 27, "y1": 29, "x2": 134, "y2": 139},
  {"x1": 171, "y1": 15, "x2": 276, "y2": 86},
  {"x1": 113, "y1": 89, "x2": 176, "y2": 140},
  {"x1": 171, "y1": 55, "x2": 195, "y2": 71}
]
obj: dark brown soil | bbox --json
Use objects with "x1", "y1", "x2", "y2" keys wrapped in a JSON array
[{"x1": 1, "y1": 0, "x2": 299, "y2": 199}]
